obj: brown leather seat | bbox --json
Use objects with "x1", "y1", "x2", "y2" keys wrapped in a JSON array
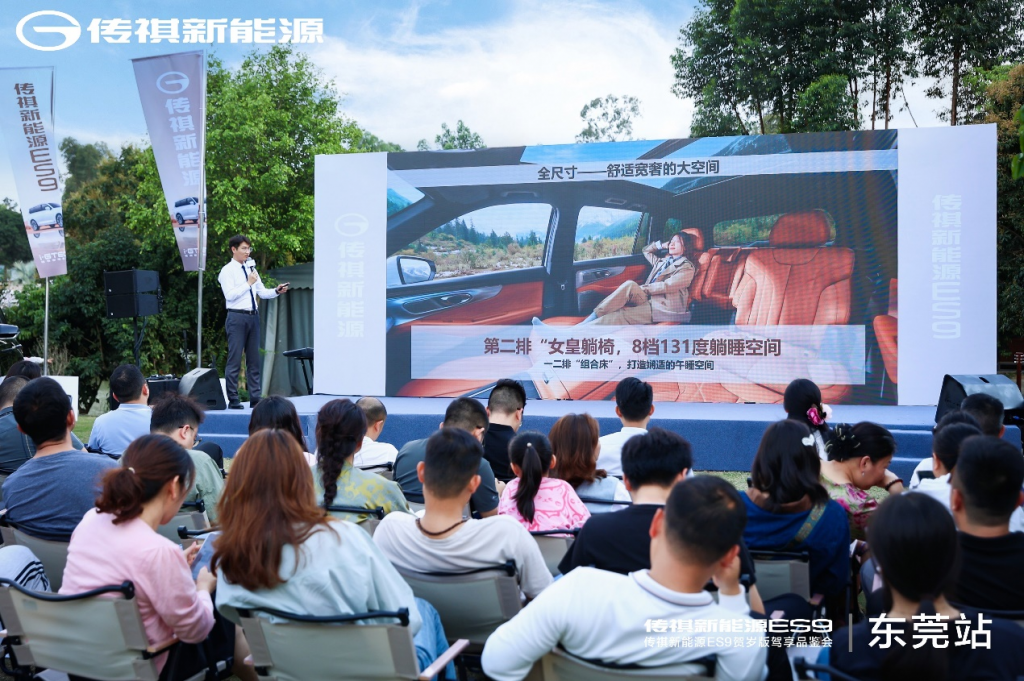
[
  {"x1": 697, "y1": 247, "x2": 749, "y2": 310},
  {"x1": 874, "y1": 278, "x2": 898, "y2": 384}
]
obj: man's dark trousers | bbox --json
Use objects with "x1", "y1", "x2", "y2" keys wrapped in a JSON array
[{"x1": 225, "y1": 311, "x2": 261, "y2": 403}]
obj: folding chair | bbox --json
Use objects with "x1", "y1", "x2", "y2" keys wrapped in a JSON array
[
  {"x1": 524, "y1": 647, "x2": 716, "y2": 680},
  {"x1": 395, "y1": 561, "x2": 521, "y2": 647},
  {"x1": 749, "y1": 550, "x2": 812, "y2": 602},
  {"x1": 577, "y1": 497, "x2": 632, "y2": 514},
  {"x1": 325, "y1": 505, "x2": 386, "y2": 536},
  {"x1": 224, "y1": 604, "x2": 469, "y2": 681},
  {"x1": 793, "y1": 656, "x2": 862, "y2": 681},
  {"x1": 530, "y1": 530, "x2": 579, "y2": 577},
  {"x1": 158, "y1": 498, "x2": 210, "y2": 544},
  {"x1": 0, "y1": 515, "x2": 70, "y2": 592},
  {"x1": 0, "y1": 579, "x2": 227, "y2": 681},
  {"x1": 359, "y1": 462, "x2": 395, "y2": 481}
]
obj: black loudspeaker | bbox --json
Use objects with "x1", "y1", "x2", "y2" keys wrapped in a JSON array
[
  {"x1": 179, "y1": 368, "x2": 226, "y2": 411},
  {"x1": 147, "y1": 375, "x2": 180, "y2": 405},
  {"x1": 104, "y1": 269, "x2": 162, "y2": 319},
  {"x1": 934, "y1": 374, "x2": 1024, "y2": 424}
]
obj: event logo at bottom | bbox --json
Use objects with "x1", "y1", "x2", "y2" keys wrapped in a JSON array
[{"x1": 644, "y1": 618, "x2": 833, "y2": 649}]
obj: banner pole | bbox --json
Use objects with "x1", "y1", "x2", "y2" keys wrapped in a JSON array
[
  {"x1": 196, "y1": 49, "x2": 208, "y2": 370},
  {"x1": 43, "y1": 276, "x2": 49, "y2": 376}
]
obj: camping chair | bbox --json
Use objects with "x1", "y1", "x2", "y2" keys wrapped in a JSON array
[
  {"x1": 158, "y1": 498, "x2": 210, "y2": 544},
  {"x1": 530, "y1": 529, "x2": 579, "y2": 577},
  {"x1": 793, "y1": 657, "x2": 862, "y2": 681},
  {"x1": 326, "y1": 505, "x2": 386, "y2": 536},
  {"x1": 0, "y1": 578, "x2": 229, "y2": 681},
  {"x1": 524, "y1": 647, "x2": 716, "y2": 681},
  {"x1": 0, "y1": 514, "x2": 69, "y2": 592},
  {"x1": 225, "y1": 604, "x2": 469, "y2": 681},
  {"x1": 749, "y1": 550, "x2": 813, "y2": 603},
  {"x1": 395, "y1": 561, "x2": 521, "y2": 647},
  {"x1": 577, "y1": 497, "x2": 632, "y2": 513},
  {"x1": 359, "y1": 462, "x2": 395, "y2": 481}
]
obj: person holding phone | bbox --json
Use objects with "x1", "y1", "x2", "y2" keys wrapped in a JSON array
[{"x1": 218, "y1": 235, "x2": 288, "y2": 410}]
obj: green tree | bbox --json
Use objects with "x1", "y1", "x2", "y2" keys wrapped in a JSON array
[
  {"x1": 863, "y1": 0, "x2": 917, "y2": 129},
  {"x1": 792, "y1": 75, "x2": 862, "y2": 132},
  {"x1": 689, "y1": 82, "x2": 752, "y2": 137},
  {"x1": 434, "y1": 121, "x2": 485, "y2": 150},
  {"x1": 576, "y1": 95, "x2": 642, "y2": 143},
  {"x1": 59, "y1": 137, "x2": 114, "y2": 195},
  {"x1": 0, "y1": 199, "x2": 32, "y2": 267},
  {"x1": 912, "y1": 0, "x2": 1023, "y2": 126},
  {"x1": 348, "y1": 127, "x2": 404, "y2": 153}
]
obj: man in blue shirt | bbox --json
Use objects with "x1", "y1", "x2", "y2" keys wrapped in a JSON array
[
  {"x1": 3, "y1": 378, "x2": 117, "y2": 540},
  {"x1": 0, "y1": 376, "x2": 86, "y2": 474},
  {"x1": 88, "y1": 364, "x2": 152, "y2": 456}
]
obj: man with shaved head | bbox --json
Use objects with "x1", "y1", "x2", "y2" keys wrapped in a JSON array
[{"x1": 354, "y1": 396, "x2": 399, "y2": 467}]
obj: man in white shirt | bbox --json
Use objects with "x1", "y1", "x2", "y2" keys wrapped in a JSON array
[
  {"x1": 88, "y1": 364, "x2": 152, "y2": 456},
  {"x1": 481, "y1": 475, "x2": 767, "y2": 681},
  {"x1": 217, "y1": 235, "x2": 288, "y2": 409},
  {"x1": 374, "y1": 427, "x2": 552, "y2": 599},
  {"x1": 597, "y1": 377, "x2": 654, "y2": 477},
  {"x1": 910, "y1": 420, "x2": 982, "y2": 508},
  {"x1": 354, "y1": 396, "x2": 399, "y2": 467}
]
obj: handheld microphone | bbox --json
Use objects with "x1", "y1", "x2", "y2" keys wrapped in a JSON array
[{"x1": 244, "y1": 257, "x2": 256, "y2": 274}]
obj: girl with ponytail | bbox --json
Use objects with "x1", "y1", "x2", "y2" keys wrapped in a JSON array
[
  {"x1": 783, "y1": 378, "x2": 831, "y2": 460},
  {"x1": 497, "y1": 431, "x2": 590, "y2": 532},
  {"x1": 61, "y1": 434, "x2": 253, "y2": 681},
  {"x1": 826, "y1": 493, "x2": 1024, "y2": 679},
  {"x1": 314, "y1": 398, "x2": 411, "y2": 523}
]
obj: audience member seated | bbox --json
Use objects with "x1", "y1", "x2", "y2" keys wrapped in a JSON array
[
  {"x1": 483, "y1": 379, "x2": 527, "y2": 482},
  {"x1": 150, "y1": 393, "x2": 225, "y2": 523},
  {"x1": 60, "y1": 434, "x2": 254, "y2": 681},
  {"x1": 249, "y1": 395, "x2": 314, "y2": 466},
  {"x1": 596, "y1": 377, "x2": 654, "y2": 478},
  {"x1": 3, "y1": 377, "x2": 117, "y2": 540},
  {"x1": 354, "y1": 396, "x2": 399, "y2": 468},
  {"x1": 961, "y1": 392, "x2": 1006, "y2": 438},
  {"x1": 481, "y1": 476, "x2": 767, "y2": 681},
  {"x1": 0, "y1": 376, "x2": 86, "y2": 474},
  {"x1": 214, "y1": 429, "x2": 454, "y2": 679},
  {"x1": 88, "y1": 364, "x2": 152, "y2": 456},
  {"x1": 549, "y1": 413, "x2": 630, "y2": 513},
  {"x1": 497, "y1": 432, "x2": 589, "y2": 532},
  {"x1": 375, "y1": 428, "x2": 552, "y2": 600},
  {"x1": 949, "y1": 435, "x2": 1024, "y2": 612},
  {"x1": 394, "y1": 397, "x2": 502, "y2": 517},
  {"x1": 824, "y1": 493, "x2": 1024, "y2": 679},
  {"x1": 909, "y1": 410, "x2": 981, "y2": 487},
  {"x1": 743, "y1": 420, "x2": 851, "y2": 602},
  {"x1": 908, "y1": 420, "x2": 982, "y2": 511},
  {"x1": 783, "y1": 378, "x2": 831, "y2": 460},
  {"x1": 0, "y1": 544, "x2": 51, "y2": 591},
  {"x1": 3, "y1": 359, "x2": 42, "y2": 380},
  {"x1": 559, "y1": 428, "x2": 764, "y2": 607},
  {"x1": 314, "y1": 399, "x2": 410, "y2": 523},
  {"x1": 819, "y1": 422, "x2": 902, "y2": 541}
]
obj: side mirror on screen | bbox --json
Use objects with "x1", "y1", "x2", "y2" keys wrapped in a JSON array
[{"x1": 397, "y1": 256, "x2": 436, "y2": 285}]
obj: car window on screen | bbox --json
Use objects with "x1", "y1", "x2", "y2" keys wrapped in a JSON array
[
  {"x1": 387, "y1": 171, "x2": 426, "y2": 216},
  {"x1": 711, "y1": 212, "x2": 838, "y2": 247},
  {"x1": 574, "y1": 206, "x2": 644, "y2": 261},
  {"x1": 397, "y1": 203, "x2": 552, "y2": 280}
]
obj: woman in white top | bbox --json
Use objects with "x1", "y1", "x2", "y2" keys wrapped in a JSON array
[
  {"x1": 213, "y1": 429, "x2": 454, "y2": 679},
  {"x1": 549, "y1": 414, "x2": 630, "y2": 514}
]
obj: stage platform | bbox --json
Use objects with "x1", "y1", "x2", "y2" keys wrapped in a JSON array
[{"x1": 202, "y1": 397, "x2": 1021, "y2": 479}]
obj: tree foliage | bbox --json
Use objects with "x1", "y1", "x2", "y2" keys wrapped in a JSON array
[
  {"x1": 433, "y1": 120, "x2": 486, "y2": 150},
  {"x1": 863, "y1": 0, "x2": 918, "y2": 129},
  {"x1": 792, "y1": 75, "x2": 862, "y2": 132},
  {"x1": 576, "y1": 95, "x2": 642, "y2": 143},
  {"x1": 58, "y1": 138, "x2": 114, "y2": 195},
  {"x1": 0, "y1": 199, "x2": 32, "y2": 268}
]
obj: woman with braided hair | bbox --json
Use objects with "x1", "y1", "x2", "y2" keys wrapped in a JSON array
[
  {"x1": 313, "y1": 398, "x2": 411, "y2": 524},
  {"x1": 819, "y1": 421, "x2": 902, "y2": 541}
]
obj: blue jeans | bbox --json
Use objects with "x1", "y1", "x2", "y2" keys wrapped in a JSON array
[{"x1": 414, "y1": 598, "x2": 456, "y2": 680}]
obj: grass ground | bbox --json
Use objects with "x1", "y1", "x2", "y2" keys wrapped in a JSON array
[{"x1": 72, "y1": 414, "x2": 95, "y2": 444}]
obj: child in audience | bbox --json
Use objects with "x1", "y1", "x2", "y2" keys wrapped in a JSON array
[
  {"x1": 908, "y1": 410, "x2": 980, "y2": 487},
  {"x1": 743, "y1": 420, "x2": 850, "y2": 605},
  {"x1": 549, "y1": 413, "x2": 630, "y2": 513},
  {"x1": 482, "y1": 476, "x2": 767, "y2": 681},
  {"x1": 60, "y1": 434, "x2": 254, "y2": 681},
  {"x1": 214, "y1": 429, "x2": 454, "y2": 680},
  {"x1": 907, "y1": 420, "x2": 981, "y2": 510},
  {"x1": 314, "y1": 398, "x2": 410, "y2": 523},
  {"x1": 819, "y1": 422, "x2": 903, "y2": 540},
  {"x1": 374, "y1": 428, "x2": 553, "y2": 600},
  {"x1": 249, "y1": 395, "x2": 314, "y2": 466},
  {"x1": 497, "y1": 432, "x2": 589, "y2": 532},
  {"x1": 783, "y1": 378, "x2": 831, "y2": 460},
  {"x1": 823, "y1": 493, "x2": 1024, "y2": 679}
]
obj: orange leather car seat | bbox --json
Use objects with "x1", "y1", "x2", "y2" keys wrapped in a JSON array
[
  {"x1": 873, "y1": 278, "x2": 898, "y2": 384},
  {"x1": 731, "y1": 211, "x2": 854, "y2": 325}
]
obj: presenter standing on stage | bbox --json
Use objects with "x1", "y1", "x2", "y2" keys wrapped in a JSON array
[{"x1": 218, "y1": 235, "x2": 288, "y2": 410}]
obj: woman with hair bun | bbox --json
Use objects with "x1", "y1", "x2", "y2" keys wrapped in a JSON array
[
  {"x1": 783, "y1": 378, "x2": 831, "y2": 460},
  {"x1": 60, "y1": 434, "x2": 254, "y2": 681},
  {"x1": 314, "y1": 398, "x2": 410, "y2": 523},
  {"x1": 498, "y1": 431, "x2": 590, "y2": 532},
  {"x1": 820, "y1": 421, "x2": 903, "y2": 541}
]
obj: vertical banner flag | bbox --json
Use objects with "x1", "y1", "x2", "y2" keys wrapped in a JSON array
[
  {"x1": 132, "y1": 51, "x2": 206, "y2": 271},
  {"x1": 0, "y1": 67, "x2": 66, "y2": 278}
]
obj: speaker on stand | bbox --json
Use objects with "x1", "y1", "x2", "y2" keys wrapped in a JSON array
[
  {"x1": 104, "y1": 269, "x2": 163, "y2": 368},
  {"x1": 934, "y1": 374, "x2": 1024, "y2": 425},
  {"x1": 179, "y1": 367, "x2": 226, "y2": 411}
]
